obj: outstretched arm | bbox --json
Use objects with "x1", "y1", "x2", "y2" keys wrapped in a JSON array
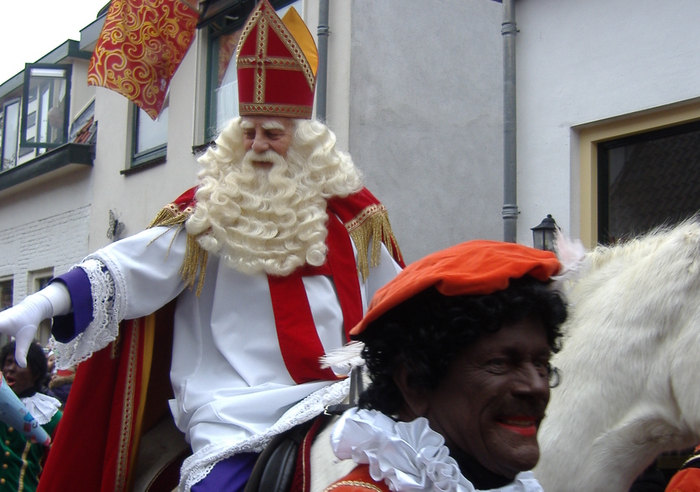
[
  {"x1": 1, "y1": 225, "x2": 188, "y2": 369},
  {"x1": 0, "y1": 283, "x2": 71, "y2": 367}
]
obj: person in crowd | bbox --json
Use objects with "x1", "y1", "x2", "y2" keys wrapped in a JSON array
[
  {"x1": 0, "y1": 341, "x2": 61, "y2": 492},
  {"x1": 46, "y1": 365, "x2": 75, "y2": 408},
  {"x1": 325, "y1": 240, "x2": 566, "y2": 491},
  {"x1": 0, "y1": 2, "x2": 402, "y2": 491}
]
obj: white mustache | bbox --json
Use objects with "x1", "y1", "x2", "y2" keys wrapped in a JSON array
[{"x1": 243, "y1": 150, "x2": 282, "y2": 165}]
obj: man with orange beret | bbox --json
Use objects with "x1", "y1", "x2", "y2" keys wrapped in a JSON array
[
  {"x1": 325, "y1": 241, "x2": 567, "y2": 492},
  {"x1": 0, "y1": 2, "x2": 403, "y2": 490}
]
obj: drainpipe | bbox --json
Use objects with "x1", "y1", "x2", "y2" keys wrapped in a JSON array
[
  {"x1": 502, "y1": 0, "x2": 518, "y2": 242},
  {"x1": 316, "y1": 0, "x2": 330, "y2": 121}
]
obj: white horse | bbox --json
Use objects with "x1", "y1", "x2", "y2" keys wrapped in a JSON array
[{"x1": 534, "y1": 219, "x2": 700, "y2": 491}]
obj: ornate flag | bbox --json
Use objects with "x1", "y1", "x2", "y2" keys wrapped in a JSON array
[{"x1": 88, "y1": 0, "x2": 199, "y2": 120}]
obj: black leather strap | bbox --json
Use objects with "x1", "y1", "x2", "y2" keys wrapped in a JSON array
[{"x1": 244, "y1": 418, "x2": 318, "y2": 492}]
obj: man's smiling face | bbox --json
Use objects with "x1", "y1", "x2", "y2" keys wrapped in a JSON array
[{"x1": 420, "y1": 317, "x2": 552, "y2": 479}]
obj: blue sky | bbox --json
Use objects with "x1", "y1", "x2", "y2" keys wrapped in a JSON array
[{"x1": 0, "y1": 0, "x2": 110, "y2": 83}]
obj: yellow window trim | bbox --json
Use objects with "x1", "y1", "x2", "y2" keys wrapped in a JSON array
[{"x1": 577, "y1": 99, "x2": 700, "y2": 249}]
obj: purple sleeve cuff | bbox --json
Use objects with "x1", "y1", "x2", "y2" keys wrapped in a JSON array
[{"x1": 50, "y1": 268, "x2": 94, "y2": 342}]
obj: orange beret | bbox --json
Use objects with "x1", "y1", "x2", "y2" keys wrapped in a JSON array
[{"x1": 350, "y1": 240, "x2": 560, "y2": 336}]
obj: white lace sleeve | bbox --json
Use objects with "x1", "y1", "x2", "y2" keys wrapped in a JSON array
[
  {"x1": 53, "y1": 226, "x2": 187, "y2": 369},
  {"x1": 53, "y1": 256, "x2": 125, "y2": 369}
]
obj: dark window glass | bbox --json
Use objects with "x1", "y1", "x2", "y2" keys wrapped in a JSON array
[
  {"x1": 0, "y1": 279, "x2": 12, "y2": 311},
  {"x1": 598, "y1": 121, "x2": 700, "y2": 244}
]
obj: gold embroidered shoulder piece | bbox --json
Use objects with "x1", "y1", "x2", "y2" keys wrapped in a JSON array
[
  {"x1": 146, "y1": 187, "x2": 404, "y2": 296},
  {"x1": 344, "y1": 203, "x2": 403, "y2": 283}
]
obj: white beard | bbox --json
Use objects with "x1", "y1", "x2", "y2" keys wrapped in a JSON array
[{"x1": 187, "y1": 149, "x2": 331, "y2": 276}]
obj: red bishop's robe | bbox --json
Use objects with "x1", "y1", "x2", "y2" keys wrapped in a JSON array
[{"x1": 38, "y1": 187, "x2": 403, "y2": 492}]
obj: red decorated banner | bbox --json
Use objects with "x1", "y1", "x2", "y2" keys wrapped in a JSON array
[{"x1": 88, "y1": 0, "x2": 199, "y2": 120}]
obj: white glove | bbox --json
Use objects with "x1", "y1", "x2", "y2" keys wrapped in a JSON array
[{"x1": 0, "y1": 283, "x2": 71, "y2": 368}]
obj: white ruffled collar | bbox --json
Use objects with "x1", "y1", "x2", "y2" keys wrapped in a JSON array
[
  {"x1": 330, "y1": 408, "x2": 543, "y2": 492},
  {"x1": 21, "y1": 392, "x2": 62, "y2": 425}
]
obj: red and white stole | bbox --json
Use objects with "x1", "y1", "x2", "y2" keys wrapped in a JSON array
[{"x1": 268, "y1": 212, "x2": 363, "y2": 384}]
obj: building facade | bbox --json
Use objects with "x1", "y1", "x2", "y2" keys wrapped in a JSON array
[
  {"x1": 515, "y1": 0, "x2": 700, "y2": 248},
  {"x1": 9, "y1": 0, "x2": 698, "y2": 335},
  {"x1": 0, "y1": 0, "x2": 505, "y2": 336}
]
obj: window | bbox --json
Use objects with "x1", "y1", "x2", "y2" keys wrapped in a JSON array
[
  {"x1": 0, "y1": 278, "x2": 13, "y2": 349},
  {"x1": 597, "y1": 121, "x2": 700, "y2": 244},
  {"x1": 1, "y1": 64, "x2": 72, "y2": 172},
  {"x1": 21, "y1": 64, "x2": 72, "y2": 149},
  {"x1": 69, "y1": 99, "x2": 96, "y2": 144},
  {"x1": 0, "y1": 278, "x2": 12, "y2": 311},
  {"x1": 28, "y1": 269, "x2": 53, "y2": 347},
  {"x1": 131, "y1": 104, "x2": 168, "y2": 168},
  {"x1": 205, "y1": 0, "x2": 301, "y2": 139},
  {"x1": 578, "y1": 101, "x2": 700, "y2": 248},
  {"x1": 1, "y1": 98, "x2": 20, "y2": 170}
]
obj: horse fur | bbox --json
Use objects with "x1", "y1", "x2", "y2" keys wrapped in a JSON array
[{"x1": 534, "y1": 219, "x2": 700, "y2": 491}]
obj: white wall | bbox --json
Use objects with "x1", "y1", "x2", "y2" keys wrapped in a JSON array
[
  {"x1": 516, "y1": 0, "x2": 700, "y2": 243},
  {"x1": 69, "y1": 60, "x2": 95, "y2": 122},
  {"x1": 87, "y1": 45, "x2": 201, "y2": 252},
  {"x1": 348, "y1": 0, "x2": 504, "y2": 263}
]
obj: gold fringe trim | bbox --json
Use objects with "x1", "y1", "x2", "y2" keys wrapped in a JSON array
[
  {"x1": 148, "y1": 203, "x2": 209, "y2": 296},
  {"x1": 345, "y1": 204, "x2": 403, "y2": 282},
  {"x1": 147, "y1": 200, "x2": 402, "y2": 293},
  {"x1": 111, "y1": 333, "x2": 121, "y2": 360},
  {"x1": 182, "y1": 234, "x2": 209, "y2": 296}
]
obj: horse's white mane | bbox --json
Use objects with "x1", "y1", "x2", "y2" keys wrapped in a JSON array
[{"x1": 535, "y1": 218, "x2": 700, "y2": 491}]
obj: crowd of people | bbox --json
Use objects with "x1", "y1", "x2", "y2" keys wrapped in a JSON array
[{"x1": 0, "y1": 340, "x2": 73, "y2": 492}]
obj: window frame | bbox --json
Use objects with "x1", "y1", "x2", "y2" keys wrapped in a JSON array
[
  {"x1": 28, "y1": 269, "x2": 54, "y2": 346},
  {"x1": 1, "y1": 97, "x2": 21, "y2": 171},
  {"x1": 130, "y1": 104, "x2": 168, "y2": 169},
  {"x1": 20, "y1": 63, "x2": 72, "y2": 149},
  {"x1": 577, "y1": 100, "x2": 700, "y2": 249}
]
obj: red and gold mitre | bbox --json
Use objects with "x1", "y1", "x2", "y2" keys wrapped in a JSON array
[{"x1": 236, "y1": 0, "x2": 318, "y2": 119}]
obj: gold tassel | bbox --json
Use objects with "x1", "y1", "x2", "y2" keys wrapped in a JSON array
[
  {"x1": 347, "y1": 204, "x2": 403, "y2": 282},
  {"x1": 148, "y1": 199, "x2": 402, "y2": 293},
  {"x1": 148, "y1": 203, "x2": 209, "y2": 296},
  {"x1": 180, "y1": 234, "x2": 209, "y2": 296}
]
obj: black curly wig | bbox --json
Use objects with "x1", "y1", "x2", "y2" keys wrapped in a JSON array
[
  {"x1": 0, "y1": 341, "x2": 48, "y2": 392},
  {"x1": 356, "y1": 276, "x2": 567, "y2": 416}
]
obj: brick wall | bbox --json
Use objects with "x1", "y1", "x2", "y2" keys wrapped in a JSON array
[{"x1": 0, "y1": 205, "x2": 91, "y2": 304}]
